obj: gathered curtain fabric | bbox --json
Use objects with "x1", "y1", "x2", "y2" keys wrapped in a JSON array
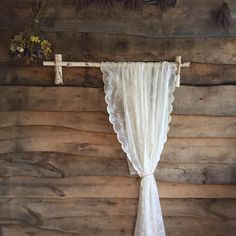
[{"x1": 101, "y1": 62, "x2": 177, "y2": 236}]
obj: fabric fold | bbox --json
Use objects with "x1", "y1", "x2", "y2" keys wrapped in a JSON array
[
  {"x1": 101, "y1": 62, "x2": 177, "y2": 236},
  {"x1": 135, "y1": 175, "x2": 165, "y2": 236}
]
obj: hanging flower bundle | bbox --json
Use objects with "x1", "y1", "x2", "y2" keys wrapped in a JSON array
[{"x1": 10, "y1": 0, "x2": 52, "y2": 64}]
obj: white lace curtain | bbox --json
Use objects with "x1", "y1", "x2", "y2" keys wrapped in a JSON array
[{"x1": 101, "y1": 62, "x2": 177, "y2": 236}]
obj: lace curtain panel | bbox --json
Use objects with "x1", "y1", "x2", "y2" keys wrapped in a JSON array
[{"x1": 101, "y1": 62, "x2": 177, "y2": 236}]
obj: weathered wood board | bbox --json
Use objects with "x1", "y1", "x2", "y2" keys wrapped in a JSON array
[
  {"x1": 0, "y1": 176, "x2": 236, "y2": 198},
  {"x1": 0, "y1": 126, "x2": 235, "y2": 162},
  {"x1": 1, "y1": 198, "x2": 235, "y2": 219},
  {"x1": 3, "y1": 31, "x2": 236, "y2": 64},
  {"x1": 1, "y1": 63, "x2": 236, "y2": 86},
  {"x1": 0, "y1": 86, "x2": 235, "y2": 115},
  {"x1": 1, "y1": 112, "x2": 236, "y2": 137},
  {"x1": 1, "y1": 218, "x2": 236, "y2": 236},
  {"x1": 0, "y1": 152, "x2": 235, "y2": 184},
  {"x1": 0, "y1": 198, "x2": 235, "y2": 236},
  {"x1": 1, "y1": 0, "x2": 236, "y2": 38}
]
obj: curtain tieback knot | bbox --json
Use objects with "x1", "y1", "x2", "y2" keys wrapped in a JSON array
[{"x1": 141, "y1": 173, "x2": 154, "y2": 179}]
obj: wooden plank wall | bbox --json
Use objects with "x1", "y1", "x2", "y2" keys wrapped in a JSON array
[{"x1": 0, "y1": 0, "x2": 236, "y2": 235}]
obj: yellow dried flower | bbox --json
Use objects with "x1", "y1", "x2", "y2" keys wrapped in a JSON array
[
  {"x1": 30, "y1": 35, "x2": 35, "y2": 42},
  {"x1": 31, "y1": 35, "x2": 41, "y2": 43}
]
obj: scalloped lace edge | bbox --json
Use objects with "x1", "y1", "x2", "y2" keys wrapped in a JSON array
[{"x1": 101, "y1": 63, "x2": 177, "y2": 177}]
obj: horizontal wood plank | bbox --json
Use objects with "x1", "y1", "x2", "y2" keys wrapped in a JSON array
[
  {"x1": 1, "y1": 0, "x2": 236, "y2": 39},
  {"x1": 0, "y1": 198, "x2": 235, "y2": 235},
  {"x1": 3, "y1": 31, "x2": 236, "y2": 64},
  {"x1": 0, "y1": 217, "x2": 135, "y2": 236},
  {"x1": 0, "y1": 111, "x2": 235, "y2": 137},
  {"x1": 1, "y1": 198, "x2": 235, "y2": 219},
  {"x1": 0, "y1": 86, "x2": 235, "y2": 115},
  {"x1": 1, "y1": 225, "x2": 73, "y2": 236},
  {"x1": 182, "y1": 63, "x2": 236, "y2": 85},
  {"x1": 0, "y1": 152, "x2": 235, "y2": 184},
  {"x1": 170, "y1": 115, "x2": 236, "y2": 137},
  {"x1": 157, "y1": 162, "x2": 236, "y2": 184},
  {"x1": 0, "y1": 176, "x2": 236, "y2": 198},
  {"x1": 1, "y1": 218, "x2": 236, "y2": 236},
  {"x1": 0, "y1": 86, "x2": 106, "y2": 112},
  {"x1": 165, "y1": 218, "x2": 236, "y2": 236},
  {"x1": 173, "y1": 86, "x2": 236, "y2": 115},
  {"x1": 0, "y1": 66, "x2": 103, "y2": 87},
  {"x1": 1, "y1": 63, "x2": 236, "y2": 86},
  {"x1": 0, "y1": 126, "x2": 235, "y2": 161},
  {"x1": 0, "y1": 111, "x2": 114, "y2": 134},
  {"x1": 0, "y1": 198, "x2": 236, "y2": 235},
  {"x1": 1, "y1": 225, "x2": 81, "y2": 236}
]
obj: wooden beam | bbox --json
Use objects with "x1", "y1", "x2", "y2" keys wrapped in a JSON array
[
  {"x1": 0, "y1": 86, "x2": 235, "y2": 115},
  {"x1": 0, "y1": 176, "x2": 236, "y2": 198}
]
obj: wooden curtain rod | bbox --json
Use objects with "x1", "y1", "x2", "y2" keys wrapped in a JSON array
[{"x1": 43, "y1": 54, "x2": 190, "y2": 86}]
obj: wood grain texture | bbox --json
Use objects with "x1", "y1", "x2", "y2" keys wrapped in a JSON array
[
  {"x1": 1, "y1": 218, "x2": 236, "y2": 236},
  {"x1": 1, "y1": 225, "x2": 83, "y2": 236},
  {"x1": 0, "y1": 126, "x2": 235, "y2": 161},
  {"x1": 0, "y1": 65, "x2": 104, "y2": 87},
  {"x1": 0, "y1": 217, "x2": 136, "y2": 236},
  {"x1": 181, "y1": 63, "x2": 236, "y2": 85},
  {"x1": 1, "y1": 0, "x2": 236, "y2": 235},
  {"x1": 165, "y1": 217, "x2": 236, "y2": 236},
  {"x1": 1, "y1": 111, "x2": 235, "y2": 137},
  {"x1": 1, "y1": 176, "x2": 236, "y2": 199},
  {"x1": 1, "y1": 198, "x2": 235, "y2": 219},
  {"x1": 0, "y1": 152, "x2": 236, "y2": 184},
  {"x1": 0, "y1": 86, "x2": 235, "y2": 115},
  {"x1": 1, "y1": 63, "x2": 236, "y2": 86},
  {"x1": 3, "y1": 31, "x2": 236, "y2": 64},
  {"x1": 1, "y1": 225, "x2": 76, "y2": 236},
  {"x1": 169, "y1": 115, "x2": 236, "y2": 137},
  {"x1": 0, "y1": 87, "x2": 106, "y2": 112},
  {"x1": 0, "y1": 111, "x2": 113, "y2": 134},
  {"x1": 157, "y1": 162, "x2": 236, "y2": 184},
  {"x1": 1, "y1": 0, "x2": 236, "y2": 38},
  {"x1": 0, "y1": 198, "x2": 235, "y2": 235}
]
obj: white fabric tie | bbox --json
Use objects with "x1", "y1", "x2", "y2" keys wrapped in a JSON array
[{"x1": 141, "y1": 173, "x2": 153, "y2": 178}]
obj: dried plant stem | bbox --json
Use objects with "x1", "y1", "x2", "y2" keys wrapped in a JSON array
[{"x1": 215, "y1": 1, "x2": 231, "y2": 29}]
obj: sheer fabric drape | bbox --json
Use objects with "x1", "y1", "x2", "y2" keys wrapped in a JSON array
[{"x1": 101, "y1": 62, "x2": 177, "y2": 236}]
